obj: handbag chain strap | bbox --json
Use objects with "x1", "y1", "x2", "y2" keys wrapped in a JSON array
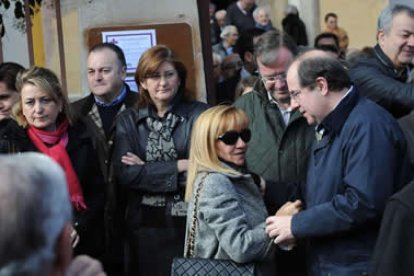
[{"x1": 185, "y1": 172, "x2": 209, "y2": 258}]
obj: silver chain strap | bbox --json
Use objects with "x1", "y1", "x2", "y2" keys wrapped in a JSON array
[{"x1": 184, "y1": 172, "x2": 209, "y2": 258}]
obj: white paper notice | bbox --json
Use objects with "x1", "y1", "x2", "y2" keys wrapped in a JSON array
[
  {"x1": 125, "y1": 76, "x2": 139, "y2": 93},
  {"x1": 102, "y1": 29, "x2": 157, "y2": 73}
]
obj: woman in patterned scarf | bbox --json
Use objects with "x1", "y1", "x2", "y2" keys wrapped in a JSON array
[{"x1": 113, "y1": 45, "x2": 208, "y2": 276}]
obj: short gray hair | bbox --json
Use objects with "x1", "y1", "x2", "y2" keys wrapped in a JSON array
[
  {"x1": 285, "y1": 4, "x2": 298, "y2": 16},
  {"x1": 0, "y1": 153, "x2": 71, "y2": 275},
  {"x1": 220, "y1": 25, "x2": 238, "y2": 39},
  {"x1": 377, "y1": 4, "x2": 414, "y2": 33},
  {"x1": 215, "y1": 10, "x2": 226, "y2": 20},
  {"x1": 253, "y1": 5, "x2": 270, "y2": 21}
]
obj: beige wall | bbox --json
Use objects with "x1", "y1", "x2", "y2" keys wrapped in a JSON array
[
  {"x1": 257, "y1": 0, "x2": 389, "y2": 50},
  {"x1": 57, "y1": 0, "x2": 205, "y2": 100},
  {"x1": 319, "y1": 0, "x2": 388, "y2": 50}
]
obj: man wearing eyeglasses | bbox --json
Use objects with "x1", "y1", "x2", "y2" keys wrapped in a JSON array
[
  {"x1": 266, "y1": 50, "x2": 411, "y2": 275},
  {"x1": 234, "y1": 30, "x2": 313, "y2": 276}
]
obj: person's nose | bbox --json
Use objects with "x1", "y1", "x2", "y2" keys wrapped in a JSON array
[
  {"x1": 94, "y1": 71, "x2": 103, "y2": 81},
  {"x1": 34, "y1": 102, "x2": 43, "y2": 114},
  {"x1": 159, "y1": 75, "x2": 168, "y2": 86},
  {"x1": 235, "y1": 136, "x2": 247, "y2": 148},
  {"x1": 275, "y1": 79, "x2": 287, "y2": 90},
  {"x1": 290, "y1": 97, "x2": 300, "y2": 109},
  {"x1": 408, "y1": 34, "x2": 414, "y2": 47}
]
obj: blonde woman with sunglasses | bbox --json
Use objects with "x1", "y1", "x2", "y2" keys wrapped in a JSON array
[{"x1": 184, "y1": 105, "x2": 301, "y2": 276}]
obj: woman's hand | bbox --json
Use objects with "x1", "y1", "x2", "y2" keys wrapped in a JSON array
[
  {"x1": 275, "y1": 200, "x2": 302, "y2": 216},
  {"x1": 177, "y1": 159, "x2": 189, "y2": 173},
  {"x1": 121, "y1": 152, "x2": 145, "y2": 166}
]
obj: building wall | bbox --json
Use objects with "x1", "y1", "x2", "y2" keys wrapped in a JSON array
[
  {"x1": 62, "y1": 0, "x2": 205, "y2": 99},
  {"x1": 255, "y1": 0, "x2": 387, "y2": 50},
  {"x1": 1, "y1": 1, "x2": 30, "y2": 67},
  {"x1": 2, "y1": 0, "x2": 205, "y2": 100},
  {"x1": 319, "y1": 0, "x2": 388, "y2": 50}
]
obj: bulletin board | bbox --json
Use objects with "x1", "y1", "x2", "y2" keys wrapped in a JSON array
[{"x1": 86, "y1": 23, "x2": 196, "y2": 95}]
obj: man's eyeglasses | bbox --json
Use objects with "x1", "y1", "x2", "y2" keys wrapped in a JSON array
[
  {"x1": 217, "y1": 129, "x2": 251, "y2": 145},
  {"x1": 289, "y1": 90, "x2": 302, "y2": 100},
  {"x1": 260, "y1": 73, "x2": 287, "y2": 84}
]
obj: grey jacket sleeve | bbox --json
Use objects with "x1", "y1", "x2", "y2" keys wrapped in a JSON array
[{"x1": 198, "y1": 174, "x2": 273, "y2": 263}]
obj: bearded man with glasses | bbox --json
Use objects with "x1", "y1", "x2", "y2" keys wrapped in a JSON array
[{"x1": 234, "y1": 30, "x2": 313, "y2": 276}]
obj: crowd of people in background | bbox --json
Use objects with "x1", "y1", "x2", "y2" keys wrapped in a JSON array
[
  {"x1": 211, "y1": 1, "x2": 309, "y2": 105},
  {"x1": 0, "y1": 1, "x2": 414, "y2": 276}
]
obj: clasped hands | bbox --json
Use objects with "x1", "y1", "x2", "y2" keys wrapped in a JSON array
[{"x1": 266, "y1": 200, "x2": 302, "y2": 245}]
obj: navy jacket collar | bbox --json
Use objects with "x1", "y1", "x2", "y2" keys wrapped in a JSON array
[{"x1": 320, "y1": 87, "x2": 359, "y2": 138}]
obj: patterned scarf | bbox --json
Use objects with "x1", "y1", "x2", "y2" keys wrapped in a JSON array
[
  {"x1": 145, "y1": 112, "x2": 181, "y2": 162},
  {"x1": 27, "y1": 120, "x2": 87, "y2": 211}
]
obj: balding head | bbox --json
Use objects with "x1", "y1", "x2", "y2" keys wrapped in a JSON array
[
  {"x1": 215, "y1": 10, "x2": 227, "y2": 27},
  {"x1": 288, "y1": 49, "x2": 349, "y2": 91},
  {"x1": 287, "y1": 49, "x2": 351, "y2": 124}
]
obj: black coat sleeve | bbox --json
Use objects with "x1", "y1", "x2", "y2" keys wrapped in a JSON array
[
  {"x1": 112, "y1": 110, "x2": 179, "y2": 193},
  {"x1": 371, "y1": 197, "x2": 414, "y2": 276},
  {"x1": 264, "y1": 180, "x2": 304, "y2": 214}
]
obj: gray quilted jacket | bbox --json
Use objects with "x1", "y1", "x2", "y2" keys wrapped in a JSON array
[{"x1": 185, "y1": 170, "x2": 274, "y2": 274}]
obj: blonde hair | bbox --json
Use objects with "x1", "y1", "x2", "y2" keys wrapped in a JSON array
[
  {"x1": 14, "y1": 66, "x2": 71, "y2": 127},
  {"x1": 185, "y1": 105, "x2": 249, "y2": 201}
]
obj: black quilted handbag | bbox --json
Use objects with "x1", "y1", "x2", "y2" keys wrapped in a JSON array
[
  {"x1": 171, "y1": 257, "x2": 255, "y2": 276},
  {"x1": 171, "y1": 173, "x2": 256, "y2": 276}
]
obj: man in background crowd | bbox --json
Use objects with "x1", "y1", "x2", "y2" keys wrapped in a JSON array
[
  {"x1": 323, "y1": 12, "x2": 349, "y2": 53},
  {"x1": 282, "y1": 4, "x2": 308, "y2": 46},
  {"x1": 225, "y1": 0, "x2": 256, "y2": 33},
  {"x1": 314, "y1": 32, "x2": 341, "y2": 59},
  {"x1": 350, "y1": 4, "x2": 414, "y2": 118}
]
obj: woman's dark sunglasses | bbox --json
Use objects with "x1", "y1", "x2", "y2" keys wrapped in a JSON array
[{"x1": 217, "y1": 129, "x2": 251, "y2": 145}]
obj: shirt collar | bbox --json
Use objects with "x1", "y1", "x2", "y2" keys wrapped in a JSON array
[
  {"x1": 94, "y1": 85, "x2": 127, "y2": 107},
  {"x1": 267, "y1": 91, "x2": 292, "y2": 112}
]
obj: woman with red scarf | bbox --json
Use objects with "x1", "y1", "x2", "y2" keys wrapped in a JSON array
[{"x1": 9, "y1": 66, "x2": 106, "y2": 262}]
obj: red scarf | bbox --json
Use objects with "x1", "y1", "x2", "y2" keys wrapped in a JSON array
[{"x1": 27, "y1": 120, "x2": 87, "y2": 211}]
